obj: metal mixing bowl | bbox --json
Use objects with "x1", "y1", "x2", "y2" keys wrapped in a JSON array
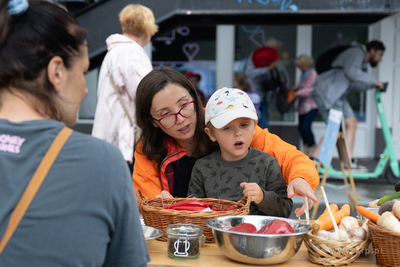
[
  {"x1": 142, "y1": 225, "x2": 163, "y2": 247},
  {"x1": 206, "y1": 215, "x2": 311, "y2": 265}
]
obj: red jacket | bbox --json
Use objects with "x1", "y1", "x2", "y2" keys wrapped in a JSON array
[{"x1": 133, "y1": 126, "x2": 319, "y2": 199}]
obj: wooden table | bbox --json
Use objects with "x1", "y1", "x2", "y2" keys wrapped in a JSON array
[{"x1": 147, "y1": 241, "x2": 378, "y2": 267}]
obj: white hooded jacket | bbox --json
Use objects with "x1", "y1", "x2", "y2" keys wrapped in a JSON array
[{"x1": 92, "y1": 34, "x2": 152, "y2": 163}]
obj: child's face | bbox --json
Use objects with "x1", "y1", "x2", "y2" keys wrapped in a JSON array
[{"x1": 205, "y1": 118, "x2": 256, "y2": 161}]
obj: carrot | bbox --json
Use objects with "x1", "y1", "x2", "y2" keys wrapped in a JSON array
[
  {"x1": 357, "y1": 206, "x2": 380, "y2": 224},
  {"x1": 312, "y1": 204, "x2": 350, "y2": 234},
  {"x1": 318, "y1": 204, "x2": 339, "y2": 218}
]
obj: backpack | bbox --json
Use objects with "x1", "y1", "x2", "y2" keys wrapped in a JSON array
[
  {"x1": 315, "y1": 45, "x2": 351, "y2": 74},
  {"x1": 261, "y1": 68, "x2": 281, "y2": 92}
]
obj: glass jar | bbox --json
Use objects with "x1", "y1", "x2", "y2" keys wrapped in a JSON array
[{"x1": 166, "y1": 224, "x2": 203, "y2": 260}]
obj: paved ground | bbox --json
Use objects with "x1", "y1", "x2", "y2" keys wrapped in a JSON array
[{"x1": 288, "y1": 158, "x2": 399, "y2": 220}]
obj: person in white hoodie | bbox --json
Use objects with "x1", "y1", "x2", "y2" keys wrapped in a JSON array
[{"x1": 92, "y1": 4, "x2": 158, "y2": 174}]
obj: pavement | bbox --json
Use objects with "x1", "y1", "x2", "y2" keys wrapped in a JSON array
[{"x1": 288, "y1": 158, "x2": 398, "y2": 220}]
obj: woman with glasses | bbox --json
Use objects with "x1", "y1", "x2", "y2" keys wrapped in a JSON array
[{"x1": 134, "y1": 67, "x2": 319, "y2": 216}]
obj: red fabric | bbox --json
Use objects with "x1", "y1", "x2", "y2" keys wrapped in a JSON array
[
  {"x1": 185, "y1": 71, "x2": 201, "y2": 81},
  {"x1": 252, "y1": 47, "x2": 279, "y2": 68}
]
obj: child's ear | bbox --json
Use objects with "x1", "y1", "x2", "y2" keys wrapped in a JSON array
[{"x1": 204, "y1": 127, "x2": 217, "y2": 142}]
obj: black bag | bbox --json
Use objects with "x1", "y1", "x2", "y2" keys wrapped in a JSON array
[
  {"x1": 275, "y1": 80, "x2": 295, "y2": 115},
  {"x1": 260, "y1": 68, "x2": 281, "y2": 92},
  {"x1": 315, "y1": 45, "x2": 351, "y2": 74}
]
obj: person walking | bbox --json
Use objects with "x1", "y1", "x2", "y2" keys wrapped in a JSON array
[
  {"x1": 92, "y1": 4, "x2": 158, "y2": 174},
  {"x1": 245, "y1": 37, "x2": 281, "y2": 129},
  {"x1": 293, "y1": 55, "x2": 319, "y2": 157},
  {"x1": 312, "y1": 40, "x2": 385, "y2": 170}
]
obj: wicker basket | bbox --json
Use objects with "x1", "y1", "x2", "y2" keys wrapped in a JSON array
[
  {"x1": 136, "y1": 190, "x2": 251, "y2": 243},
  {"x1": 367, "y1": 220, "x2": 400, "y2": 267},
  {"x1": 304, "y1": 221, "x2": 371, "y2": 266}
]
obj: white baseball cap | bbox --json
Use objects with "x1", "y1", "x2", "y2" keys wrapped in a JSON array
[{"x1": 205, "y1": 87, "x2": 258, "y2": 129}]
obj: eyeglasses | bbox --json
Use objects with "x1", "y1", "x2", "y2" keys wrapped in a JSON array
[{"x1": 153, "y1": 100, "x2": 196, "y2": 129}]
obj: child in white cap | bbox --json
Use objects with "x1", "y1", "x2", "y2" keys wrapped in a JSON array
[{"x1": 188, "y1": 88, "x2": 292, "y2": 217}]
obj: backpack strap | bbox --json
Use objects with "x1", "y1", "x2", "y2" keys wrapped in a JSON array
[
  {"x1": 0, "y1": 127, "x2": 73, "y2": 255},
  {"x1": 106, "y1": 53, "x2": 134, "y2": 127}
]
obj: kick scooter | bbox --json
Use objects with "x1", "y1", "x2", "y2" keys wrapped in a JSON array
[{"x1": 318, "y1": 85, "x2": 400, "y2": 184}]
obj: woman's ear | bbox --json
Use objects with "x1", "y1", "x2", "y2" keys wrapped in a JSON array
[
  {"x1": 47, "y1": 56, "x2": 65, "y2": 93},
  {"x1": 204, "y1": 127, "x2": 217, "y2": 142},
  {"x1": 151, "y1": 120, "x2": 159, "y2": 128}
]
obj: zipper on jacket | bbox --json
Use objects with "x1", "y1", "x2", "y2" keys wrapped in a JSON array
[{"x1": 159, "y1": 150, "x2": 186, "y2": 191}]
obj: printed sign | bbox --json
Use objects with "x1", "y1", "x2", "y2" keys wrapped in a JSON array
[{"x1": 318, "y1": 109, "x2": 343, "y2": 167}]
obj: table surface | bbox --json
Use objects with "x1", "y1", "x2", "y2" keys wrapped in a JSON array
[{"x1": 147, "y1": 240, "x2": 378, "y2": 267}]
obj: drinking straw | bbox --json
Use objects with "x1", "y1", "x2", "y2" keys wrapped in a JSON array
[{"x1": 304, "y1": 196, "x2": 310, "y2": 225}]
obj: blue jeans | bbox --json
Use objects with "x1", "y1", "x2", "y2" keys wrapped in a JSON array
[
  {"x1": 298, "y1": 109, "x2": 318, "y2": 147},
  {"x1": 257, "y1": 101, "x2": 269, "y2": 129}
]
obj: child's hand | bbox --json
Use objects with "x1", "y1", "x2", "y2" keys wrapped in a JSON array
[{"x1": 240, "y1": 182, "x2": 263, "y2": 204}]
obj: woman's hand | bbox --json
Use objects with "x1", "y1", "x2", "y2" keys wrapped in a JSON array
[
  {"x1": 155, "y1": 190, "x2": 173, "y2": 199},
  {"x1": 240, "y1": 182, "x2": 263, "y2": 204},
  {"x1": 287, "y1": 178, "x2": 318, "y2": 217}
]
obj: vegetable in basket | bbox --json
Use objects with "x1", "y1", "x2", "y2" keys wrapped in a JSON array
[
  {"x1": 162, "y1": 200, "x2": 212, "y2": 209},
  {"x1": 357, "y1": 206, "x2": 380, "y2": 224},
  {"x1": 312, "y1": 204, "x2": 350, "y2": 234}
]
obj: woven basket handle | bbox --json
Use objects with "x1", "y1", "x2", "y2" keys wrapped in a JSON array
[
  {"x1": 238, "y1": 196, "x2": 251, "y2": 207},
  {"x1": 135, "y1": 189, "x2": 146, "y2": 212}
]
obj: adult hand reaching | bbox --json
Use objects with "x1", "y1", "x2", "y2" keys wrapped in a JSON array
[
  {"x1": 155, "y1": 190, "x2": 173, "y2": 199},
  {"x1": 375, "y1": 81, "x2": 384, "y2": 91},
  {"x1": 287, "y1": 177, "x2": 318, "y2": 217}
]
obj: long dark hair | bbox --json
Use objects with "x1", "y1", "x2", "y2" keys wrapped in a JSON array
[
  {"x1": 0, "y1": 0, "x2": 87, "y2": 120},
  {"x1": 136, "y1": 66, "x2": 218, "y2": 167}
]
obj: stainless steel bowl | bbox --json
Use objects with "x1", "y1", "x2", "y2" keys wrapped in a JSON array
[
  {"x1": 206, "y1": 215, "x2": 311, "y2": 265},
  {"x1": 142, "y1": 225, "x2": 163, "y2": 247}
]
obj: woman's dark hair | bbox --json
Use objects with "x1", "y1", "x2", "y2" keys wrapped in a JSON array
[
  {"x1": 136, "y1": 66, "x2": 218, "y2": 167},
  {"x1": 0, "y1": 0, "x2": 87, "y2": 119}
]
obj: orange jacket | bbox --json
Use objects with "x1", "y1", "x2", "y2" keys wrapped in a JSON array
[{"x1": 133, "y1": 126, "x2": 319, "y2": 199}]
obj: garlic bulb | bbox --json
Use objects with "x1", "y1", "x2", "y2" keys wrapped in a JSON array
[
  {"x1": 339, "y1": 230, "x2": 350, "y2": 242},
  {"x1": 338, "y1": 216, "x2": 359, "y2": 232},
  {"x1": 329, "y1": 231, "x2": 339, "y2": 241},
  {"x1": 361, "y1": 220, "x2": 370, "y2": 239},
  {"x1": 349, "y1": 227, "x2": 367, "y2": 242},
  {"x1": 315, "y1": 230, "x2": 331, "y2": 240}
]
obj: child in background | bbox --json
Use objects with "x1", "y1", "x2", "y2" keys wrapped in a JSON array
[
  {"x1": 188, "y1": 88, "x2": 293, "y2": 217},
  {"x1": 233, "y1": 72, "x2": 261, "y2": 120}
]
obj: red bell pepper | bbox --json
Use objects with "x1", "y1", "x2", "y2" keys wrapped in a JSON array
[
  {"x1": 229, "y1": 223, "x2": 257, "y2": 233},
  {"x1": 162, "y1": 200, "x2": 212, "y2": 209},
  {"x1": 258, "y1": 220, "x2": 295, "y2": 234},
  {"x1": 168, "y1": 205, "x2": 209, "y2": 211}
]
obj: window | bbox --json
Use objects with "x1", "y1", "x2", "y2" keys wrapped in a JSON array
[
  {"x1": 152, "y1": 26, "x2": 216, "y2": 99},
  {"x1": 235, "y1": 25, "x2": 297, "y2": 123}
]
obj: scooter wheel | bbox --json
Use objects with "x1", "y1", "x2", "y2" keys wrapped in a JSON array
[{"x1": 384, "y1": 166, "x2": 400, "y2": 185}]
